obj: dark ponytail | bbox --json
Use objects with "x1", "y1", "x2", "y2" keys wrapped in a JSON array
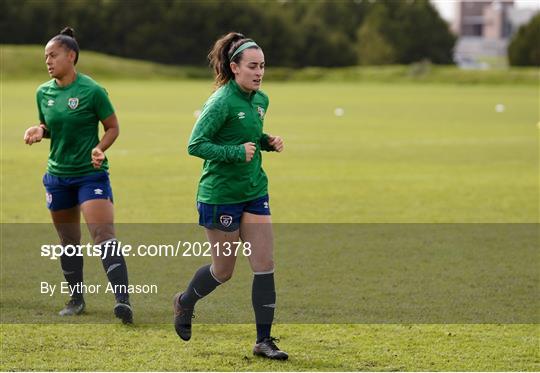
[
  {"x1": 208, "y1": 32, "x2": 260, "y2": 88},
  {"x1": 50, "y1": 26, "x2": 80, "y2": 65}
]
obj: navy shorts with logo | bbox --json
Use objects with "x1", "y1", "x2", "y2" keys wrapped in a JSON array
[
  {"x1": 197, "y1": 194, "x2": 271, "y2": 232},
  {"x1": 43, "y1": 172, "x2": 113, "y2": 211}
]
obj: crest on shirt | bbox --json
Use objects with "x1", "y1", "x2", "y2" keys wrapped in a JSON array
[
  {"x1": 219, "y1": 215, "x2": 233, "y2": 228},
  {"x1": 67, "y1": 97, "x2": 79, "y2": 110},
  {"x1": 257, "y1": 106, "x2": 265, "y2": 120}
]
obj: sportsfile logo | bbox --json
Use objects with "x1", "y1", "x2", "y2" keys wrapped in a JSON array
[
  {"x1": 40, "y1": 240, "x2": 253, "y2": 259},
  {"x1": 41, "y1": 240, "x2": 126, "y2": 260}
]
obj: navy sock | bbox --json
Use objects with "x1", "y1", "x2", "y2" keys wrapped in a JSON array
[
  {"x1": 252, "y1": 272, "x2": 276, "y2": 343},
  {"x1": 99, "y1": 239, "x2": 129, "y2": 302},
  {"x1": 60, "y1": 253, "x2": 84, "y2": 300},
  {"x1": 180, "y1": 264, "x2": 221, "y2": 308}
]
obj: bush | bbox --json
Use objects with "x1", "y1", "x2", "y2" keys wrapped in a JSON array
[{"x1": 508, "y1": 13, "x2": 540, "y2": 66}]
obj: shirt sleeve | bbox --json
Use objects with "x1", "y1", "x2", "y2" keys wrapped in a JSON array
[
  {"x1": 187, "y1": 96, "x2": 245, "y2": 163},
  {"x1": 93, "y1": 85, "x2": 115, "y2": 121},
  {"x1": 259, "y1": 95, "x2": 274, "y2": 151},
  {"x1": 260, "y1": 133, "x2": 275, "y2": 152},
  {"x1": 36, "y1": 89, "x2": 45, "y2": 124}
]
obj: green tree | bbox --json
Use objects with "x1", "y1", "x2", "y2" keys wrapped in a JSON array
[
  {"x1": 356, "y1": 4, "x2": 396, "y2": 65},
  {"x1": 374, "y1": 0, "x2": 455, "y2": 64},
  {"x1": 508, "y1": 13, "x2": 540, "y2": 66}
]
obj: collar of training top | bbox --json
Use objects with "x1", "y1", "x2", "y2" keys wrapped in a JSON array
[
  {"x1": 229, "y1": 79, "x2": 256, "y2": 100},
  {"x1": 53, "y1": 72, "x2": 80, "y2": 90}
]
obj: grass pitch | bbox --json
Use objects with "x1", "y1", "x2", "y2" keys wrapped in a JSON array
[{"x1": 2, "y1": 80, "x2": 537, "y2": 223}]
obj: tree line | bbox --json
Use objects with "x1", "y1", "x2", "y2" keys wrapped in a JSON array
[{"x1": 1, "y1": 0, "x2": 457, "y2": 67}]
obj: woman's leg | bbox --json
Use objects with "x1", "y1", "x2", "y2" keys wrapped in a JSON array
[
  {"x1": 50, "y1": 206, "x2": 85, "y2": 315},
  {"x1": 81, "y1": 199, "x2": 132, "y2": 323},
  {"x1": 182, "y1": 228, "x2": 241, "y2": 304},
  {"x1": 240, "y1": 212, "x2": 288, "y2": 360},
  {"x1": 180, "y1": 228, "x2": 240, "y2": 305},
  {"x1": 174, "y1": 228, "x2": 239, "y2": 341},
  {"x1": 240, "y1": 213, "x2": 274, "y2": 339},
  {"x1": 80, "y1": 198, "x2": 114, "y2": 242}
]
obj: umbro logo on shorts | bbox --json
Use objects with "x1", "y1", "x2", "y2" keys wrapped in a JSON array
[
  {"x1": 220, "y1": 215, "x2": 233, "y2": 227},
  {"x1": 94, "y1": 188, "x2": 103, "y2": 195},
  {"x1": 237, "y1": 112, "x2": 246, "y2": 119}
]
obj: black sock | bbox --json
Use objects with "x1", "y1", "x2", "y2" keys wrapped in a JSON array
[
  {"x1": 99, "y1": 239, "x2": 129, "y2": 302},
  {"x1": 60, "y1": 252, "x2": 84, "y2": 300},
  {"x1": 180, "y1": 264, "x2": 221, "y2": 308},
  {"x1": 252, "y1": 272, "x2": 276, "y2": 343}
]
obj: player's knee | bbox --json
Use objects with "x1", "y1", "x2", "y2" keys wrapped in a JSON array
[
  {"x1": 56, "y1": 227, "x2": 81, "y2": 246},
  {"x1": 58, "y1": 233, "x2": 81, "y2": 246},
  {"x1": 253, "y1": 259, "x2": 274, "y2": 274},
  {"x1": 90, "y1": 224, "x2": 115, "y2": 245},
  {"x1": 212, "y1": 267, "x2": 234, "y2": 283}
]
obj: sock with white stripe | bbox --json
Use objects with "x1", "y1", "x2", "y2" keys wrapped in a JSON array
[
  {"x1": 60, "y1": 252, "x2": 84, "y2": 300},
  {"x1": 180, "y1": 264, "x2": 221, "y2": 308},
  {"x1": 99, "y1": 239, "x2": 129, "y2": 302},
  {"x1": 252, "y1": 271, "x2": 276, "y2": 342}
]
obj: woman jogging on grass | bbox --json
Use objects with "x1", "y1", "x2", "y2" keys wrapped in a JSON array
[
  {"x1": 173, "y1": 32, "x2": 287, "y2": 360},
  {"x1": 24, "y1": 27, "x2": 133, "y2": 324}
]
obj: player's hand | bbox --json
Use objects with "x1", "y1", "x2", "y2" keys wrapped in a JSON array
[
  {"x1": 267, "y1": 135, "x2": 284, "y2": 152},
  {"x1": 243, "y1": 142, "x2": 256, "y2": 162},
  {"x1": 23, "y1": 126, "x2": 44, "y2": 145},
  {"x1": 91, "y1": 147, "x2": 105, "y2": 169}
]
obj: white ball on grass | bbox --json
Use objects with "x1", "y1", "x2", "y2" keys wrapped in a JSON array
[{"x1": 334, "y1": 107, "x2": 345, "y2": 117}]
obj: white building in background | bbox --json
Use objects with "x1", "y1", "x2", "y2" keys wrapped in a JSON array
[
  {"x1": 449, "y1": 0, "x2": 538, "y2": 66},
  {"x1": 452, "y1": 0, "x2": 514, "y2": 39}
]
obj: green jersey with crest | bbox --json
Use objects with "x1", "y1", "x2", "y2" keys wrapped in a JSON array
[
  {"x1": 36, "y1": 73, "x2": 115, "y2": 177},
  {"x1": 188, "y1": 79, "x2": 275, "y2": 204}
]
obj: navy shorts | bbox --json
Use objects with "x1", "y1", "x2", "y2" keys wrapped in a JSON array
[
  {"x1": 43, "y1": 172, "x2": 113, "y2": 211},
  {"x1": 197, "y1": 194, "x2": 271, "y2": 232}
]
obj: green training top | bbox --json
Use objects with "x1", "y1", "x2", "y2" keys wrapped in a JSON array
[
  {"x1": 36, "y1": 73, "x2": 115, "y2": 177},
  {"x1": 188, "y1": 79, "x2": 275, "y2": 204}
]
